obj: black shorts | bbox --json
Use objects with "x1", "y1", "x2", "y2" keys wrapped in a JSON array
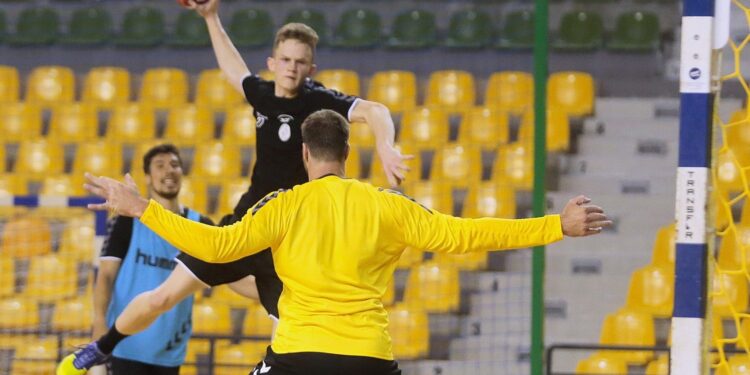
[
  {"x1": 110, "y1": 356, "x2": 179, "y2": 375},
  {"x1": 177, "y1": 188, "x2": 282, "y2": 317},
  {"x1": 250, "y1": 347, "x2": 401, "y2": 375}
]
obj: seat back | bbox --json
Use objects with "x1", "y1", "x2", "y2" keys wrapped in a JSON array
[
  {"x1": 366, "y1": 70, "x2": 417, "y2": 113},
  {"x1": 485, "y1": 71, "x2": 533, "y2": 114},
  {"x1": 139, "y1": 68, "x2": 189, "y2": 110},
  {"x1": 229, "y1": 9, "x2": 274, "y2": 48},
  {"x1": 0, "y1": 65, "x2": 19, "y2": 102},
  {"x1": 83, "y1": 67, "x2": 130, "y2": 109},
  {"x1": 26, "y1": 66, "x2": 75, "y2": 107},
  {"x1": 425, "y1": 70, "x2": 475, "y2": 113}
]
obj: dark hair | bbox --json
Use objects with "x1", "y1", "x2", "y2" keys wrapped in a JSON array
[
  {"x1": 301, "y1": 110, "x2": 349, "y2": 162},
  {"x1": 274, "y1": 23, "x2": 319, "y2": 54},
  {"x1": 143, "y1": 144, "x2": 182, "y2": 175}
]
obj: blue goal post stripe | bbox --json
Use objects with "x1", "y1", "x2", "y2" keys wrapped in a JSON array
[{"x1": 0, "y1": 195, "x2": 108, "y2": 236}]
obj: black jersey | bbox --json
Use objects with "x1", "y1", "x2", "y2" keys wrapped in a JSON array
[{"x1": 241, "y1": 74, "x2": 358, "y2": 202}]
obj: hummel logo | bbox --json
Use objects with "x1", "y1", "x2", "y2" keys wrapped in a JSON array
[{"x1": 252, "y1": 361, "x2": 272, "y2": 374}]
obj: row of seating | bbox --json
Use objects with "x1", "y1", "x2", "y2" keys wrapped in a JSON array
[
  {"x1": 0, "y1": 7, "x2": 662, "y2": 51},
  {"x1": 0, "y1": 66, "x2": 596, "y2": 116}
]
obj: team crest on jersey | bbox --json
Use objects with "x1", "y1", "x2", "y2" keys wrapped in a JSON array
[
  {"x1": 278, "y1": 114, "x2": 294, "y2": 142},
  {"x1": 256, "y1": 112, "x2": 268, "y2": 128}
]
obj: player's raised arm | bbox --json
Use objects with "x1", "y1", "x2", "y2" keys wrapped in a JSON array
[{"x1": 190, "y1": 0, "x2": 250, "y2": 93}]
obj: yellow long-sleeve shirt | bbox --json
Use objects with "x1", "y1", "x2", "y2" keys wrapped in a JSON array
[{"x1": 139, "y1": 175, "x2": 563, "y2": 360}]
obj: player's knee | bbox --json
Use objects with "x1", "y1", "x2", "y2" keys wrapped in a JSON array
[{"x1": 146, "y1": 290, "x2": 177, "y2": 313}]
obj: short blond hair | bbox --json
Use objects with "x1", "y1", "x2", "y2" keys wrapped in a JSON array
[{"x1": 274, "y1": 23, "x2": 319, "y2": 53}]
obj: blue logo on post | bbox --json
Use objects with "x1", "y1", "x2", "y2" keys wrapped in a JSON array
[{"x1": 689, "y1": 68, "x2": 701, "y2": 80}]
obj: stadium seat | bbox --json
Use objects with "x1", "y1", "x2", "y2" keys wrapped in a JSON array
[
  {"x1": 11, "y1": 337, "x2": 57, "y2": 374},
  {"x1": 164, "y1": 105, "x2": 215, "y2": 145},
  {"x1": 52, "y1": 296, "x2": 93, "y2": 331},
  {"x1": 40, "y1": 175, "x2": 86, "y2": 197},
  {"x1": 48, "y1": 104, "x2": 99, "y2": 143},
  {"x1": 139, "y1": 68, "x2": 189, "y2": 110},
  {"x1": 599, "y1": 307, "x2": 655, "y2": 364},
  {"x1": 192, "y1": 300, "x2": 233, "y2": 335},
  {"x1": 399, "y1": 107, "x2": 450, "y2": 149},
  {"x1": 726, "y1": 109, "x2": 750, "y2": 162},
  {"x1": 115, "y1": 6, "x2": 165, "y2": 47},
  {"x1": 332, "y1": 8, "x2": 382, "y2": 48},
  {"x1": 717, "y1": 229, "x2": 743, "y2": 270},
  {"x1": 191, "y1": 142, "x2": 241, "y2": 183},
  {"x1": 15, "y1": 140, "x2": 64, "y2": 178},
  {"x1": 61, "y1": 7, "x2": 112, "y2": 46},
  {"x1": 366, "y1": 70, "x2": 417, "y2": 113},
  {"x1": 214, "y1": 341, "x2": 268, "y2": 375},
  {"x1": 257, "y1": 69, "x2": 275, "y2": 81},
  {"x1": 493, "y1": 142, "x2": 533, "y2": 190},
  {"x1": 1, "y1": 216, "x2": 52, "y2": 257},
  {"x1": 349, "y1": 121, "x2": 375, "y2": 148},
  {"x1": 462, "y1": 182, "x2": 516, "y2": 218},
  {"x1": 711, "y1": 271, "x2": 748, "y2": 317},
  {"x1": 650, "y1": 223, "x2": 676, "y2": 266},
  {"x1": 229, "y1": 8, "x2": 274, "y2": 48},
  {"x1": 0, "y1": 103, "x2": 42, "y2": 142},
  {"x1": 222, "y1": 104, "x2": 256, "y2": 146},
  {"x1": 397, "y1": 247, "x2": 423, "y2": 270},
  {"x1": 179, "y1": 177, "x2": 209, "y2": 215},
  {"x1": 0, "y1": 174, "x2": 28, "y2": 197},
  {"x1": 404, "y1": 260, "x2": 460, "y2": 313},
  {"x1": 575, "y1": 352, "x2": 628, "y2": 374},
  {"x1": 345, "y1": 146, "x2": 361, "y2": 179},
  {"x1": 72, "y1": 141, "x2": 124, "y2": 178},
  {"x1": 425, "y1": 70, "x2": 476, "y2": 113},
  {"x1": 8, "y1": 7, "x2": 59, "y2": 46},
  {"x1": 717, "y1": 355, "x2": 750, "y2": 375},
  {"x1": 607, "y1": 11, "x2": 660, "y2": 52},
  {"x1": 217, "y1": 178, "x2": 248, "y2": 215},
  {"x1": 183, "y1": 339, "x2": 210, "y2": 375},
  {"x1": 315, "y1": 70, "x2": 360, "y2": 96},
  {"x1": 404, "y1": 181, "x2": 452, "y2": 215},
  {"x1": 0, "y1": 65, "x2": 19, "y2": 103},
  {"x1": 553, "y1": 11, "x2": 604, "y2": 51},
  {"x1": 645, "y1": 355, "x2": 668, "y2": 375},
  {"x1": 716, "y1": 148, "x2": 746, "y2": 196},
  {"x1": 485, "y1": 71, "x2": 534, "y2": 115},
  {"x1": 242, "y1": 302, "x2": 275, "y2": 336},
  {"x1": 433, "y1": 251, "x2": 487, "y2": 271},
  {"x1": 370, "y1": 144, "x2": 421, "y2": 186},
  {"x1": 196, "y1": 69, "x2": 245, "y2": 112},
  {"x1": 208, "y1": 284, "x2": 254, "y2": 308},
  {"x1": 496, "y1": 10, "x2": 534, "y2": 49},
  {"x1": 386, "y1": 9, "x2": 436, "y2": 49},
  {"x1": 625, "y1": 264, "x2": 674, "y2": 317},
  {"x1": 107, "y1": 103, "x2": 157, "y2": 143},
  {"x1": 0, "y1": 257, "x2": 14, "y2": 297},
  {"x1": 285, "y1": 9, "x2": 328, "y2": 45},
  {"x1": 548, "y1": 71, "x2": 595, "y2": 117},
  {"x1": 0, "y1": 297, "x2": 39, "y2": 329},
  {"x1": 168, "y1": 10, "x2": 210, "y2": 48},
  {"x1": 518, "y1": 108, "x2": 571, "y2": 152},
  {"x1": 430, "y1": 144, "x2": 482, "y2": 188},
  {"x1": 26, "y1": 66, "x2": 75, "y2": 107},
  {"x1": 58, "y1": 215, "x2": 96, "y2": 261},
  {"x1": 387, "y1": 303, "x2": 429, "y2": 359},
  {"x1": 458, "y1": 107, "x2": 510, "y2": 149},
  {"x1": 82, "y1": 67, "x2": 131, "y2": 110},
  {"x1": 444, "y1": 9, "x2": 494, "y2": 48},
  {"x1": 25, "y1": 254, "x2": 79, "y2": 301}
]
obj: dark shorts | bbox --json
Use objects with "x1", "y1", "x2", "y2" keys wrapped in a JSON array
[
  {"x1": 110, "y1": 356, "x2": 179, "y2": 375},
  {"x1": 177, "y1": 188, "x2": 282, "y2": 317},
  {"x1": 250, "y1": 347, "x2": 401, "y2": 375}
]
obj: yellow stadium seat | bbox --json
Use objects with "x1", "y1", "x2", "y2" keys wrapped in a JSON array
[
  {"x1": 191, "y1": 142, "x2": 241, "y2": 183},
  {"x1": 493, "y1": 142, "x2": 533, "y2": 191},
  {"x1": 183, "y1": 339, "x2": 210, "y2": 375},
  {"x1": 425, "y1": 70, "x2": 475, "y2": 113},
  {"x1": 457, "y1": 107, "x2": 510, "y2": 149},
  {"x1": 433, "y1": 251, "x2": 487, "y2": 271},
  {"x1": 0, "y1": 145, "x2": 4, "y2": 173},
  {"x1": 15, "y1": 140, "x2": 65, "y2": 178},
  {"x1": 404, "y1": 260, "x2": 460, "y2": 313},
  {"x1": 345, "y1": 146, "x2": 361, "y2": 179},
  {"x1": 485, "y1": 71, "x2": 533, "y2": 115},
  {"x1": 718, "y1": 355, "x2": 750, "y2": 375},
  {"x1": 716, "y1": 148, "x2": 746, "y2": 196},
  {"x1": 208, "y1": 284, "x2": 254, "y2": 308},
  {"x1": 179, "y1": 177, "x2": 208, "y2": 214},
  {"x1": 0, "y1": 257, "x2": 14, "y2": 297},
  {"x1": 196, "y1": 69, "x2": 245, "y2": 112},
  {"x1": 369, "y1": 144, "x2": 421, "y2": 187},
  {"x1": 242, "y1": 302, "x2": 275, "y2": 337},
  {"x1": 40, "y1": 175, "x2": 86, "y2": 196},
  {"x1": 599, "y1": 307, "x2": 655, "y2": 364},
  {"x1": 0, "y1": 297, "x2": 39, "y2": 329},
  {"x1": 625, "y1": 264, "x2": 674, "y2": 317},
  {"x1": 215, "y1": 341, "x2": 268, "y2": 375},
  {"x1": 258, "y1": 69, "x2": 275, "y2": 81},
  {"x1": 218, "y1": 178, "x2": 248, "y2": 217},
  {"x1": 139, "y1": 68, "x2": 189, "y2": 110},
  {"x1": 59, "y1": 215, "x2": 96, "y2": 261},
  {"x1": 107, "y1": 103, "x2": 157, "y2": 143},
  {"x1": 72, "y1": 141, "x2": 124, "y2": 178},
  {"x1": 462, "y1": 182, "x2": 516, "y2": 219},
  {"x1": 0, "y1": 103, "x2": 42, "y2": 142},
  {"x1": 222, "y1": 105, "x2": 256, "y2": 146},
  {"x1": 712, "y1": 271, "x2": 748, "y2": 317},
  {"x1": 0, "y1": 174, "x2": 27, "y2": 197},
  {"x1": 26, "y1": 66, "x2": 75, "y2": 107},
  {"x1": 192, "y1": 300, "x2": 233, "y2": 335},
  {"x1": 548, "y1": 71, "x2": 595, "y2": 117},
  {"x1": 49, "y1": 103, "x2": 99, "y2": 142},
  {"x1": 397, "y1": 247, "x2": 423, "y2": 269},
  {"x1": 575, "y1": 352, "x2": 628, "y2": 374},
  {"x1": 518, "y1": 108, "x2": 571, "y2": 152},
  {"x1": 164, "y1": 105, "x2": 215, "y2": 146},
  {"x1": 387, "y1": 303, "x2": 429, "y2": 359},
  {"x1": 349, "y1": 121, "x2": 375, "y2": 148},
  {"x1": 724, "y1": 109, "x2": 750, "y2": 166},
  {"x1": 1, "y1": 216, "x2": 52, "y2": 257},
  {"x1": 404, "y1": 181, "x2": 452, "y2": 214},
  {"x1": 315, "y1": 69, "x2": 360, "y2": 96},
  {"x1": 25, "y1": 254, "x2": 79, "y2": 301},
  {"x1": 430, "y1": 144, "x2": 482, "y2": 188},
  {"x1": 52, "y1": 296, "x2": 93, "y2": 331},
  {"x1": 650, "y1": 223, "x2": 676, "y2": 266},
  {"x1": 400, "y1": 107, "x2": 450, "y2": 149},
  {"x1": 0, "y1": 65, "x2": 20, "y2": 103},
  {"x1": 11, "y1": 337, "x2": 58, "y2": 375},
  {"x1": 717, "y1": 228, "x2": 744, "y2": 270},
  {"x1": 82, "y1": 67, "x2": 131, "y2": 110},
  {"x1": 61, "y1": 336, "x2": 91, "y2": 357},
  {"x1": 367, "y1": 70, "x2": 417, "y2": 113},
  {"x1": 645, "y1": 355, "x2": 668, "y2": 375}
]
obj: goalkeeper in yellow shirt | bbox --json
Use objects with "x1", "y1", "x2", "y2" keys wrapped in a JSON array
[{"x1": 73, "y1": 109, "x2": 611, "y2": 375}]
